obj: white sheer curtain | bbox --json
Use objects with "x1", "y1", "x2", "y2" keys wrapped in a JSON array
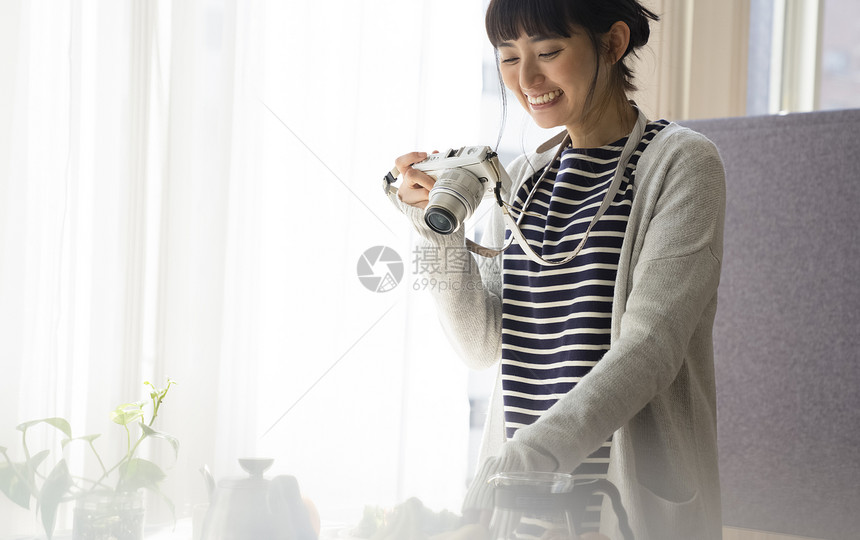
[{"x1": 0, "y1": 0, "x2": 485, "y2": 535}]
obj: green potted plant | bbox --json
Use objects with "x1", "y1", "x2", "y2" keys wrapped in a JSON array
[{"x1": 0, "y1": 379, "x2": 179, "y2": 539}]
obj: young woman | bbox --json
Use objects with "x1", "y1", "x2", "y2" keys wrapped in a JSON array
[{"x1": 389, "y1": 1, "x2": 725, "y2": 538}]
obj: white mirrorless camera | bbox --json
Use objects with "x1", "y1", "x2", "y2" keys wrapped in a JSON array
[{"x1": 409, "y1": 146, "x2": 511, "y2": 234}]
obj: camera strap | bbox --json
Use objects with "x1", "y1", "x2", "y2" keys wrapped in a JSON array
[
  {"x1": 383, "y1": 108, "x2": 648, "y2": 268},
  {"x1": 483, "y1": 108, "x2": 648, "y2": 267}
]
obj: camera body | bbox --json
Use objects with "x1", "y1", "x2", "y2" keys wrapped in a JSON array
[{"x1": 412, "y1": 146, "x2": 511, "y2": 234}]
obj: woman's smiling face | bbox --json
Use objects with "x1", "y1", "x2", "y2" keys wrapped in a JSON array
[{"x1": 497, "y1": 29, "x2": 604, "y2": 134}]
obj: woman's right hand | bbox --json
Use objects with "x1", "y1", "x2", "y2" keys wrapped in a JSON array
[{"x1": 394, "y1": 151, "x2": 435, "y2": 209}]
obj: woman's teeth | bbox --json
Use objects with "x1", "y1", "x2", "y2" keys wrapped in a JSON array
[{"x1": 527, "y1": 90, "x2": 563, "y2": 105}]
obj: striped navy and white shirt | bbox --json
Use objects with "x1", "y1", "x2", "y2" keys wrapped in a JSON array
[{"x1": 501, "y1": 120, "x2": 668, "y2": 531}]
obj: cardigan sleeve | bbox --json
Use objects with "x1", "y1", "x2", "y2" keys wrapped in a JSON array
[
  {"x1": 390, "y1": 191, "x2": 505, "y2": 371},
  {"x1": 387, "y1": 147, "x2": 556, "y2": 372},
  {"x1": 388, "y1": 151, "x2": 547, "y2": 371},
  {"x1": 462, "y1": 128, "x2": 727, "y2": 510}
]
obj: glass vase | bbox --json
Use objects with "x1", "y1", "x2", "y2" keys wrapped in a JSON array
[{"x1": 72, "y1": 490, "x2": 145, "y2": 540}]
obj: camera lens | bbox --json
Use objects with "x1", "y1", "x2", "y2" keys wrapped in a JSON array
[
  {"x1": 423, "y1": 168, "x2": 484, "y2": 235},
  {"x1": 425, "y1": 207, "x2": 457, "y2": 234}
]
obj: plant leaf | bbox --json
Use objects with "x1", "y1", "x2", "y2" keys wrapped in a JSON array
[
  {"x1": 0, "y1": 449, "x2": 53, "y2": 508},
  {"x1": 118, "y1": 458, "x2": 166, "y2": 492},
  {"x1": 16, "y1": 418, "x2": 72, "y2": 439},
  {"x1": 27, "y1": 449, "x2": 51, "y2": 470},
  {"x1": 0, "y1": 461, "x2": 32, "y2": 509},
  {"x1": 110, "y1": 403, "x2": 145, "y2": 426},
  {"x1": 139, "y1": 424, "x2": 180, "y2": 459},
  {"x1": 38, "y1": 459, "x2": 73, "y2": 539}
]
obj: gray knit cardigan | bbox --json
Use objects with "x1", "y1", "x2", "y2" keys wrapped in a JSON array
[{"x1": 391, "y1": 115, "x2": 726, "y2": 540}]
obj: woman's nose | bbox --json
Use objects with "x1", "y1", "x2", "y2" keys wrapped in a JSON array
[{"x1": 519, "y1": 58, "x2": 544, "y2": 89}]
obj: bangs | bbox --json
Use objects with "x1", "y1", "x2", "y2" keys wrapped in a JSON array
[{"x1": 485, "y1": 0, "x2": 583, "y2": 47}]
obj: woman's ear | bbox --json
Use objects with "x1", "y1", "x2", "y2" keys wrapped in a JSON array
[{"x1": 604, "y1": 21, "x2": 631, "y2": 64}]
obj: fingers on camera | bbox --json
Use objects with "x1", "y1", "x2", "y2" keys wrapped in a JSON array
[
  {"x1": 395, "y1": 151, "x2": 428, "y2": 173},
  {"x1": 407, "y1": 170, "x2": 435, "y2": 192}
]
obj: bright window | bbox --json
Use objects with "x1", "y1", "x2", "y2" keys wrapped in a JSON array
[
  {"x1": 747, "y1": 0, "x2": 860, "y2": 114},
  {"x1": 819, "y1": 0, "x2": 860, "y2": 110}
]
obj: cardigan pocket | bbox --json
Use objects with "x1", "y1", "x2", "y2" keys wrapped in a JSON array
[{"x1": 636, "y1": 483, "x2": 706, "y2": 540}]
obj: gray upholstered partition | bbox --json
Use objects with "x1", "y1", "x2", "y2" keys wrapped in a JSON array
[{"x1": 681, "y1": 110, "x2": 860, "y2": 540}]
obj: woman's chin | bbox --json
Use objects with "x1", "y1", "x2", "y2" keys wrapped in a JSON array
[{"x1": 530, "y1": 115, "x2": 564, "y2": 131}]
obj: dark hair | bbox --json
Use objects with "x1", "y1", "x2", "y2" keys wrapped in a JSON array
[{"x1": 486, "y1": 0, "x2": 659, "y2": 138}]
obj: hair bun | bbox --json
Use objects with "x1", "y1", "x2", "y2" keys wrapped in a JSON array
[{"x1": 626, "y1": 2, "x2": 658, "y2": 53}]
